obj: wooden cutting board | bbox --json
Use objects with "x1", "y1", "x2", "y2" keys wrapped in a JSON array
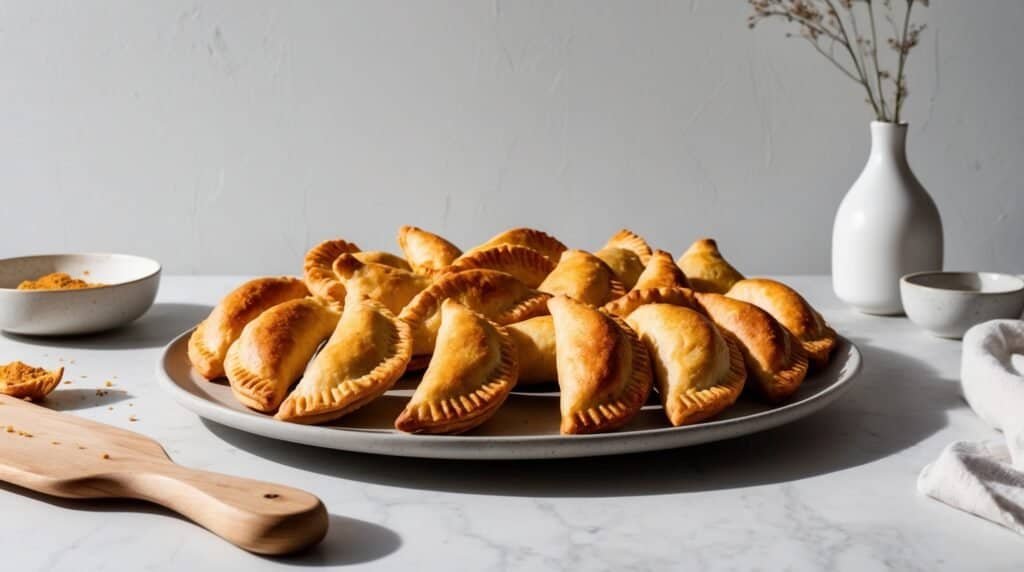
[{"x1": 0, "y1": 394, "x2": 327, "y2": 555}]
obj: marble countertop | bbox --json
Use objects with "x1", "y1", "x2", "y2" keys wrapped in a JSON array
[{"x1": 0, "y1": 275, "x2": 1019, "y2": 571}]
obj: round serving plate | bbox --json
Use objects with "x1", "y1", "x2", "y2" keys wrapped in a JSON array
[{"x1": 157, "y1": 329, "x2": 862, "y2": 460}]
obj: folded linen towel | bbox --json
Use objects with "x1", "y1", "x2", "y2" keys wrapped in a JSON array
[{"x1": 918, "y1": 319, "x2": 1024, "y2": 533}]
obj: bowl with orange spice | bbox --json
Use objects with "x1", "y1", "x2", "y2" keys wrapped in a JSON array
[{"x1": 0, "y1": 253, "x2": 160, "y2": 335}]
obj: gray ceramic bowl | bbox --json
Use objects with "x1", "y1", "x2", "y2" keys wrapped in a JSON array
[
  {"x1": 0, "y1": 253, "x2": 161, "y2": 336},
  {"x1": 900, "y1": 271, "x2": 1024, "y2": 339}
]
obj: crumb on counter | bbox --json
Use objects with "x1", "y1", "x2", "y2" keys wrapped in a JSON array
[{"x1": 16, "y1": 272, "x2": 103, "y2": 291}]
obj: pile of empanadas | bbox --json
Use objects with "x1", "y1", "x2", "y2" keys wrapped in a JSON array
[{"x1": 187, "y1": 226, "x2": 838, "y2": 435}]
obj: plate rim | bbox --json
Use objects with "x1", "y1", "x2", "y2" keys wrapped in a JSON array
[{"x1": 156, "y1": 328, "x2": 862, "y2": 460}]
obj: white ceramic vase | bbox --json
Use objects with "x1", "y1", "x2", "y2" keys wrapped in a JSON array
[{"x1": 832, "y1": 121, "x2": 943, "y2": 315}]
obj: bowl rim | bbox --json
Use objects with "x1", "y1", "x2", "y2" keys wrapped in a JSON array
[
  {"x1": 900, "y1": 270, "x2": 1024, "y2": 296},
  {"x1": 0, "y1": 252, "x2": 162, "y2": 293}
]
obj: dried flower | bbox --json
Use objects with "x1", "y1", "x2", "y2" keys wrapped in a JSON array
[{"x1": 747, "y1": 0, "x2": 928, "y2": 123}]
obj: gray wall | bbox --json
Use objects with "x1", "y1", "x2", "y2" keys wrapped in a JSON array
[{"x1": 1, "y1": 1, "x2": 1021, "y2": 275}]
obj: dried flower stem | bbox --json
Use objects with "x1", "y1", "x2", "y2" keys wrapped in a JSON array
[
  {"x1": 747, "y1": 0, "x2": 928, "y2": 123},
  {"x1": 824, "y1": 0, "x2": 881, "y2": 117},
  {"x1": 894, "y1": 0, "x2": 915, "y2": 123},
  {"x1": 866, "y1": 1, "x2": 888, "y2": 119}
]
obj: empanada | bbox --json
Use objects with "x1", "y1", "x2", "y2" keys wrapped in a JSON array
[
  {"x1": 538, "y1": 249, "x2": 625, "y2": 306},
  {"x1": 469, "y1": 227, "x2": 567, "y2": 262},
  {"x1": 632, "y1": 250, "x2": 691, "y2": 291},
  {"x1": 506, "y1": 315, "x2": 556, "y2": 384},
  {"x1": 400, "y1": 269, "x2": 550, "y2": 357},
  {"x1": 276, "y1": 299, "x2": 411, "y2": 424},
  {"x1": 225, "y1": 298, "x2": 340, "y2": 413},
  {"x1": 353, "y1": 251, "x2": 412, "y2": 271},
  {"x1": 188, "y1": 277, "x2": 310, "y2": 379},
  {"x1": 694, "y1": 292, "x2": 809, "y2": 402},
  {"x1": 603, "y1": 228, "x2": 653, "y2": 264},
  {"x1": 303, "y1": 239, "x2": 360, "y2": 304},
  {"x1": 725, "y1": 278, "x2": 837, "y2": 369},
  {"x1": 0, "y1": 362, "x2": 63, "y2": 401},
  {"x1": 398, "y1": 225, "x2": 462, "y2": 275},
  {"x1": 594, "y1": 248, "x2": 645, "y2": 290},
  {"x1": 548, "y1": 295, "x2": 652, "y2": 434},
  {"x1": 626, "y1": 304, "x2": 745, "y2": 426},
  {"x1": 676, "y1": 238, "x2": 744, "y2": 294},
  {"x1": 445, "y1": 244, "x2": 554, "y2": 288},
  {"x1": 603, "y1": 286, "x2": 699, "y2": 318},
  {"x1": 395, "y1": 299, "x2": 518, "y2": 434},
  {"x1": 332, "y1": 254, "x2": 432, "y2": 315}
]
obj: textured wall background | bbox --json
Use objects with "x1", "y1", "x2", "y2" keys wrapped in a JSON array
[{"x1": 1, "y1": 1, "x2": 1021, "y2": 275}]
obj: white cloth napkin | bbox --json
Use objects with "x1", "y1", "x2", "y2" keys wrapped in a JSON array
[{"x1": 918, "y1": 319, "x2": 1024, "y2": 534}]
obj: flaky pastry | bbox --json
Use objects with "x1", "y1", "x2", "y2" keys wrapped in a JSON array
[
  {"x1": 188, "y1": 277, "x2": 310, "y2": 379},
  {"x1": 549, "y1": 295, "x2": 652, "y2": 434},
  {"x1": 276, "y1": 298, "x2": 411, "y2": 424},
  {"x1": 395, "y1": 299, "x2": 518, "y2": 434}
]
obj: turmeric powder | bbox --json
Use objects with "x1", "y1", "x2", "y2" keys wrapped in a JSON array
[{"x1": 16, "y1": 272, "x2": 102, "y2": 291}]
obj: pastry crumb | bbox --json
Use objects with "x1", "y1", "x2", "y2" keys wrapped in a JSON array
[
  {"x1": 0, "y1": 361, "x2": 64, "y2": 401},
  {"x1": 101, "y1": 453, "x2": 110, "y2": 460},
  {"x1": 50, "y1": 441, "x2": 60, "y2": 445},
  {"x1": 129, "y1": 415, "x2": 138, "y2": 422},
  {"x1": 104, "y1": 380, "x2": 113, "y2": 387}
]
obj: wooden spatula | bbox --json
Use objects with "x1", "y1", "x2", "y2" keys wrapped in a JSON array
[{"x1": 0, "y1": 394, "x2": 327, "y2": 555}]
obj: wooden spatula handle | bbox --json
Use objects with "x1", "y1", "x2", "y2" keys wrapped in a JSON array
[{"x1": 85, "y1": 461, "x2": 327, "y2": 555}]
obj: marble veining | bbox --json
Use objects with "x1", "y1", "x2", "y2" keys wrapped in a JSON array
[{"x1": 0, "y1": 276, "x2": 1019, "y2": 571}]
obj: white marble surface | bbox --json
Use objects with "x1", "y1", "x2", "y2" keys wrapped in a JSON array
[{"x1": 0, "y1": 275, "x2": 1020, "y2": 571}]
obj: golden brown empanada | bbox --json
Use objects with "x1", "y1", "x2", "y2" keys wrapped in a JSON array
[
  {"x1": 548, "y1": 295, "x2": 652, "y2": 434},
  {"x1": 400, "y1": 269, "x2": 550, "y2": 357},
  {"x1": 0, "y1": 361, "x2": 63, "y2": 401},
  {"x1": 676, "y1": 238, "x2": 744, "y2": 294},
  {"x1": 538, "y1": 249, "x2": 625, "y2": 306},
  {"x1": 470, "y1": 227, "x2": 567, "y2": 262},
  {"x1": 332, "y1": 254, "x2": 432, "y2": 315},
  {"x1": 626, "y1": 304, "x2": 745, "y2": 426},
  {"x1": 603, "y1": 286, "x2": 699, "y2": 318},
  {"x1": 397, "y1": 225, "x2": 462, "y2": 275},
  {"x1": 594, "y1": 247, "x2": 646, "y2": 290},
  {"x1": 353, "y1": 251, "x2": 412, "y2": 271},
  {"x1": 506, "y1": 315, "x2": 556, "y2": 384},
  {"x1": 632, "y1": 250, "x2": 691, "y2": 291},
  {"x1": 225, "y1": 298, "x2": 340, "y2": 413},
  {"x1": 725, "y1": 278, "x2": 837, "y2": 369},
  {"x1": 445, "y1": 244, "x2": 554, "y2": 288},
  {"x1": 395, "y1": 299, "x2": 518, "y2": 434},
  {"x1": 694, "y1": 292, "x2": 809, "y2": 402},
  {"x1": 303, "y1": 239, "x2": 360, "y2": 304},
  {"x1": 276, "y1": 299, "x2": 411, "y2": 424},
  {"x1": 188, "y1": 277, "x2": 310, "y2": 379},
  {"x1": 603, "y1": 228, "x2": 653, "y2": 264}
]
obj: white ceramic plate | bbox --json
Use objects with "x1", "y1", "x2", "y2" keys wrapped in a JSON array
[
  {"x1": 157, "y1": 329, "x2": 862, "y2": 460},
  {"x1": 0, "y1": 253, "x2": 161, "y2": 335}
]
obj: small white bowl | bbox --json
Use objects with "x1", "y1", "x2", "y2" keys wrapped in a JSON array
[
  {"x1": 900, "y1": 271, "x2": 1024, "y2": 339},
  {"x1": 0, "y1": 253, "x2": 161, "y2": 336}
]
